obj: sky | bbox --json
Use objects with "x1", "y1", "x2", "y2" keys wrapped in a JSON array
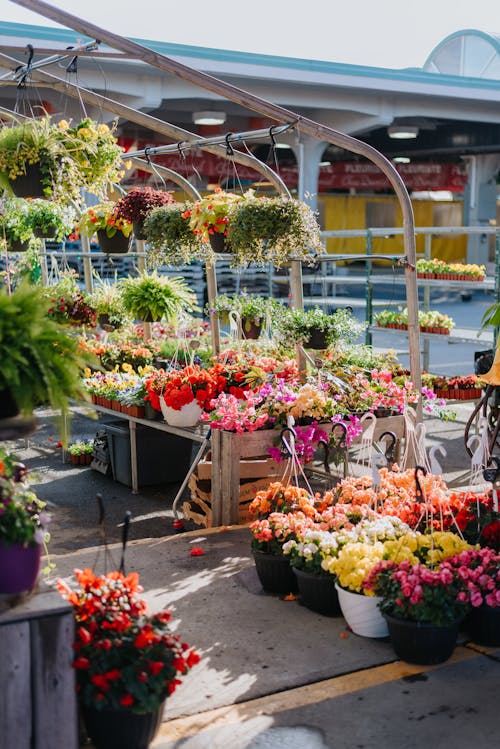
[{"x1": 0, "y1": 0, "x2": 498, "y2": 69}]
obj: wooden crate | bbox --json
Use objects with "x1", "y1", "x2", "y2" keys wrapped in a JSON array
[
  {"x1": 185, "y1": 474, "x2": 273, "y2": 528},
  {"x1": 196, "y1": 451, "x2": 281, "y2": 481}
]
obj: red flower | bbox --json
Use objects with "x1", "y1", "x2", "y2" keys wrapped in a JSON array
[
  {"x1": 186, "y1": 650, "x2": 201, "y2": 668},
  {"x1": 167, "y1": 678, "x2": 182, "y2": 695},
  {"x1": 104, "y1": 669, "x2": 121, "y2": 681},
  {"x1": 138, "y1": 671, "x2": 148, "y2": 683},
  {"x1": 119, "y1": 694, "x2": 134, "y2": 707},
  {"x1": 91, "y1": 674, "x2": 110, "y2": 692},
  {"x1": 147, "y1": 661, "x2": 164, "y2": 676},
  {"x1": 189, "y1": 546, "x2": 204, "y2": 557},
  {"x1": 134, "y1": 626, "x2": 156, "y2": 648},
  {"x1": 73, "y1": 657, "x2": 90, "y2": 670},
  {"x1": 482, "y1": 521, "x2": 500, "y2": 549},
  {"x1": 78, "y1": 626, "x2": 92, "y2": 644}
]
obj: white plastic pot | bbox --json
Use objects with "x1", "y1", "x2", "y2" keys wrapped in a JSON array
[
  {"x1": 335, "y1": 582, "x2": 388, "y2": 638},
  {"x1": 160, "y1": 398, "x2": 202, "y2": 427}
]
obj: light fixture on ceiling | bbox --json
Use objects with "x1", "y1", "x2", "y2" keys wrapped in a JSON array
[
  {"x1": 192, "y1": 111, "x2": 227, "y2": 126},
  {"x1": 275, "y1": 142, "x2": 292, "y2": 149},
  {"x1": 388, "y1": 125, "x2": 419, "y2": 139},
  {"x1": 319, "y1": 160, "x2": 332, "y2": 167},
  {"x1": 393, "y1": 156, "x2": 411, "y2": 164}
]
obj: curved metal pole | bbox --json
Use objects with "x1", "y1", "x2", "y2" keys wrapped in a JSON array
[{"x1": 7, "y1": 0, "x2": 422, "y2": 414}]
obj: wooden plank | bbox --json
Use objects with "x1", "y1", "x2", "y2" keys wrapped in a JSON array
[
  {"x1": 221, "y1": 431, "x2": 241, "y2": 525},
  {"x1": 197, "y1": 455, "x2": 281, "y2": 480},
  {"x1": 0, "y1": 621, "x2": 31, "y2": 749},
  {"x1": 210, "y1": 428, "x2": 222, "y2": 527},
  {"x1": 31, "y1": 613, "x2": 78, "y2": 749},
  {"x1": 0, "y1": 588, "x2": 71, "y2": 625}
]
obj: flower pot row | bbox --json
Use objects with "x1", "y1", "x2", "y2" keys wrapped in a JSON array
[
  {"x1": 434, "y1": 388, "x2": 483, "y2": 400},
  {"x1": 376, "y1": 323, "x2": 450, "y2": 335},
  {"x1": 90, "y1": 394, "x2": 145, "y2": 418},
  {"x1": 251, "y1": 552, "x2": 500, "y2": 664},
  {"x1": 417, "y1": 272, "x2": 484, "y2": 281}
]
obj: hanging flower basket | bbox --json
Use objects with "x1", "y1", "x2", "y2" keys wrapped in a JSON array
[
  {"x1": 133, "y1": 221, "x2": 146, "y2": 240},
  {"x1": 242, "y1": 318, "x2": 262, "y2": 340},
  {"x1": 7, "y1": 237, "x2": 30, "y2": 253},
  {"x1": 97, "y1": 229, "x2": 130, "y2": 254},
  {"x1": 160, "y1": 397, "x2": 202, "y2": 427},
  {"x1": 304, "y1": 327, "x2": 329, "y2": 350}
]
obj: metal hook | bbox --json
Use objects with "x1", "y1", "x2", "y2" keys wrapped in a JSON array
[
  {"x1": 414, "y1": 465, "x2": 427, "y2": 503},
  {"x1": 483, "y1": 456, "x2": 500, "y2": 484},
  {"x1": 177, "y1": 141, "x2": 187, "y2": 160},
  {"x1": 269, "y1": 125, "x2": 278, "y2": 149},
  {"x1": 66, "y1": 54, "x2": 78, "y2": 74},
  {"x1": 17, "y1": 43, "x2": 34, "y2": 88},
  {"x1": 119, "y1": 511, "x2": 132, "y2": 574},
  {"x1": 144, "y1": 146, "x2": 152, "y2": 165},
  {"x1": 379, "y1": 430, "x2": 397, "y2": 463},
  {"x1": 317, "y1": 439, "x2": 331, "y2": 474},
  {"x1": 331, "y1": 422, "x2": 348, "y2": 448},
  {"x1": 280, "y1": 426, "x2": 297, "y2": 457},
  {"x1": 225, "y1": 132, "x2": 234, "y2": 157}
]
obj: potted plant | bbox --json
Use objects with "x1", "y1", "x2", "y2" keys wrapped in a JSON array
[
  {"x1": 144, "y1": 365, "x2": 218, "y2": 426},
  {"x1": 446, "y1": 547, "x2": 500, "y2": 647},
  {"x1": 119, "y1": 270, "x2": 199, "y2": 323},
  {"x1": 90, "y1": 282, "x2": 128, "y2": 330},
  {"x1": 57, "y1": 567, "x2": 200, "y2": 749},
  {"x1": 0, "y1": 448, "x2": 50, "y2": 595},
  {"x1": 25, "y1": 198, "x2": 76, "y2": 240},
  {"x1": 0, "y1": 198, "x2": 35, "y2": 252},
  {"x1": 0, "y1": 116, "x2": 124, "y2": 203},
  {"x1": 183, "y1": 188, "x2": 244, "y2": 252},
  {"x1": 0, "y1": 283, "x2": 94, "y2": 440},
  {"x1": 283, "y1": 529, "x2": 342, "y2": 616},
  {"x1": 114, "y1": 186, "x2": 173, "y2": 239},
  {"x1": 363, "y1": 557, "x2": 469, "y2": 664},
  {"x1": 78, "y1": 202, "x2": 133, "y2": 254},
  {"x1": 44, "y1": 270, "x2": 97, "y2": 328},
  {"x1": 209, "y1": 293, "x2": 281, "y2": 339},
  {"x1": 143, "y1": 203, "x2": 205, "y2": 266},
  {"x1": 227, "y1": 192, "x2": 323, "y2": 268},
  {"x1": 67, "y1": 441, "x2": 93, "y2": 465},
  {"x1": 274, "y1": 307, "x2": 365, "y2": 349}
]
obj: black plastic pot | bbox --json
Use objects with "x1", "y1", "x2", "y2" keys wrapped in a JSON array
[
  {"x1": 10, "y1": 163, "x2": 46, "y2": 198},
  {"x1": 133, "y1": 221, "x2": 146, "y2": 240},
  {"x1": 7, "y1": 237, "x2": 29, "y2": 253},
  {"x1": 384, "y1": 613, "x2": 461, "y2": 665},
  {"x1": 82, "y1": 701, "x2": 165, "y2": 749},
  {"x1": 465, "y1": 605, "x2": 500, "y2": 646},
  {"x1": 304, "y1": 328, "x2": 329, "y2": 350},
  {"x1": 293, "y1": 568, "x2": 341, "y2": 616},
  {"x1": 252, "y1": 550, "x2": 298, "y2": 595},
  {"x1": 97, "y1": 229, "x2": 130, "y2": 254},
  {"x1": 242, "y1": 318, "x2": 262, "y2": 340},
  {"x1": 98, "y1": 314, "x2": 121, "y2": 331},
  {"x1": 209, "y1": 232, "x2": 230, "y2": 253}
]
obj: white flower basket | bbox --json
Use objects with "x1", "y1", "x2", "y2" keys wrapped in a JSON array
[
  {"x1": 335, "y1": 582, "x2": 388, "y2": 638},
  {"x1": 160, "y1": 397, "x2": 202, "y2": 427}
]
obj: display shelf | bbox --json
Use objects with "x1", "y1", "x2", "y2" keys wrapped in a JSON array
[{"x1": 370, "y1": 325, "x2": 494, "y2": 346}]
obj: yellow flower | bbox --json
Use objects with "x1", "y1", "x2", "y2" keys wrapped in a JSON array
[{"x1": 58, "y1": 119, "x2": 69, "y2": 130}]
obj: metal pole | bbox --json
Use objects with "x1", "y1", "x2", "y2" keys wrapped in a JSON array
[
  {"x1": 79, "y1": 230, "x2": 93, "y2": 293},
  {"x1": 423, "y1": 233, "x2": 432, "y2": 372},
  {"x1": 365, "y1": 230, "x2": 373, "y2": 346}
]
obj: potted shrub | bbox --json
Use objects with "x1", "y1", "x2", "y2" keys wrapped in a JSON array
[
  {"x1": 0, "y1": 448, "x2": 51, "y2": 595},
  {"x1": 119, "y1": 270, "x2": 199, "y2": 322},
  {"x1": 114, "y1": 186, "x2": 173, "y2": 239},
  {"x1": 90, "y1": 282, "x2": 128, "y2": 330},
  {"x1": 274, "y1": 307, "x2": 365, "y2": 349},
  {"x1": 0, "y1": 116, "x2": 124, "y2": 203},
  {"x1": 143, "y1": 202, "x2": 205, "y2": 266},
  {"x1": 227, "y1": 192, "x2": 323, "y2": 268},
  {"x1": 78, "y1": 202, "x2": 133, "y2": 254},
  {"x1": 0, "y1": 283, "x2": 94, "y2": 440},
  {"x1": 183, "y1": 188, "x2": 244, "y2": 252},
  {"x1": 57, "y1": 567, "x2": 200, "y2": 749}
]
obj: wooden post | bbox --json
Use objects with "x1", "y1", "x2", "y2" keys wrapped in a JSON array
[{"x1": 79, "y1": 230, "x2": 93, "y2": 293}]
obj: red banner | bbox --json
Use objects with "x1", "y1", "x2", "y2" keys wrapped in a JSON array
[{"x1": 120, "y1": 140, "x2": 467, "y2": 193}]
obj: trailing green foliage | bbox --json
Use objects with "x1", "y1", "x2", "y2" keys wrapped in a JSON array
[
  {"x1": 144, "y1": 203, "x2": 204, "y2": 266},
  {"x1": 119, "y1": 271, "x2": 200, "y2": 322}
]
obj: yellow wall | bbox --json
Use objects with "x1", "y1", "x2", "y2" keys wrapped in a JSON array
[{"x1": 319, "y1": 195, "x2": 468, "y2": 262}]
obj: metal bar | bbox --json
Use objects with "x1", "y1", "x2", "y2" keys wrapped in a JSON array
[
  {"x1": 365, "y1": 231, "x2": 373, "y2": 346},
  {"x1": 79, "y1": 230, "x2": 93, "y2": 293},
  {"x1": 125, "y1": 123, "x2": 294, "y2": 158},
  {"x1": 0, "y1": 44, "x2": 130, "y2": 59},
  {"x1": 422, "y1": 233, "x2": 432, "y2": 372},
  {"x1": 0, "y1": 40, "x2": 99, "y2": 80},
  {"x1": 321, "y1": 226, "x2": 500, "y2": 238},
  {"x1": 129, "y1": 419, "x2": 138, "y2": 494}
]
